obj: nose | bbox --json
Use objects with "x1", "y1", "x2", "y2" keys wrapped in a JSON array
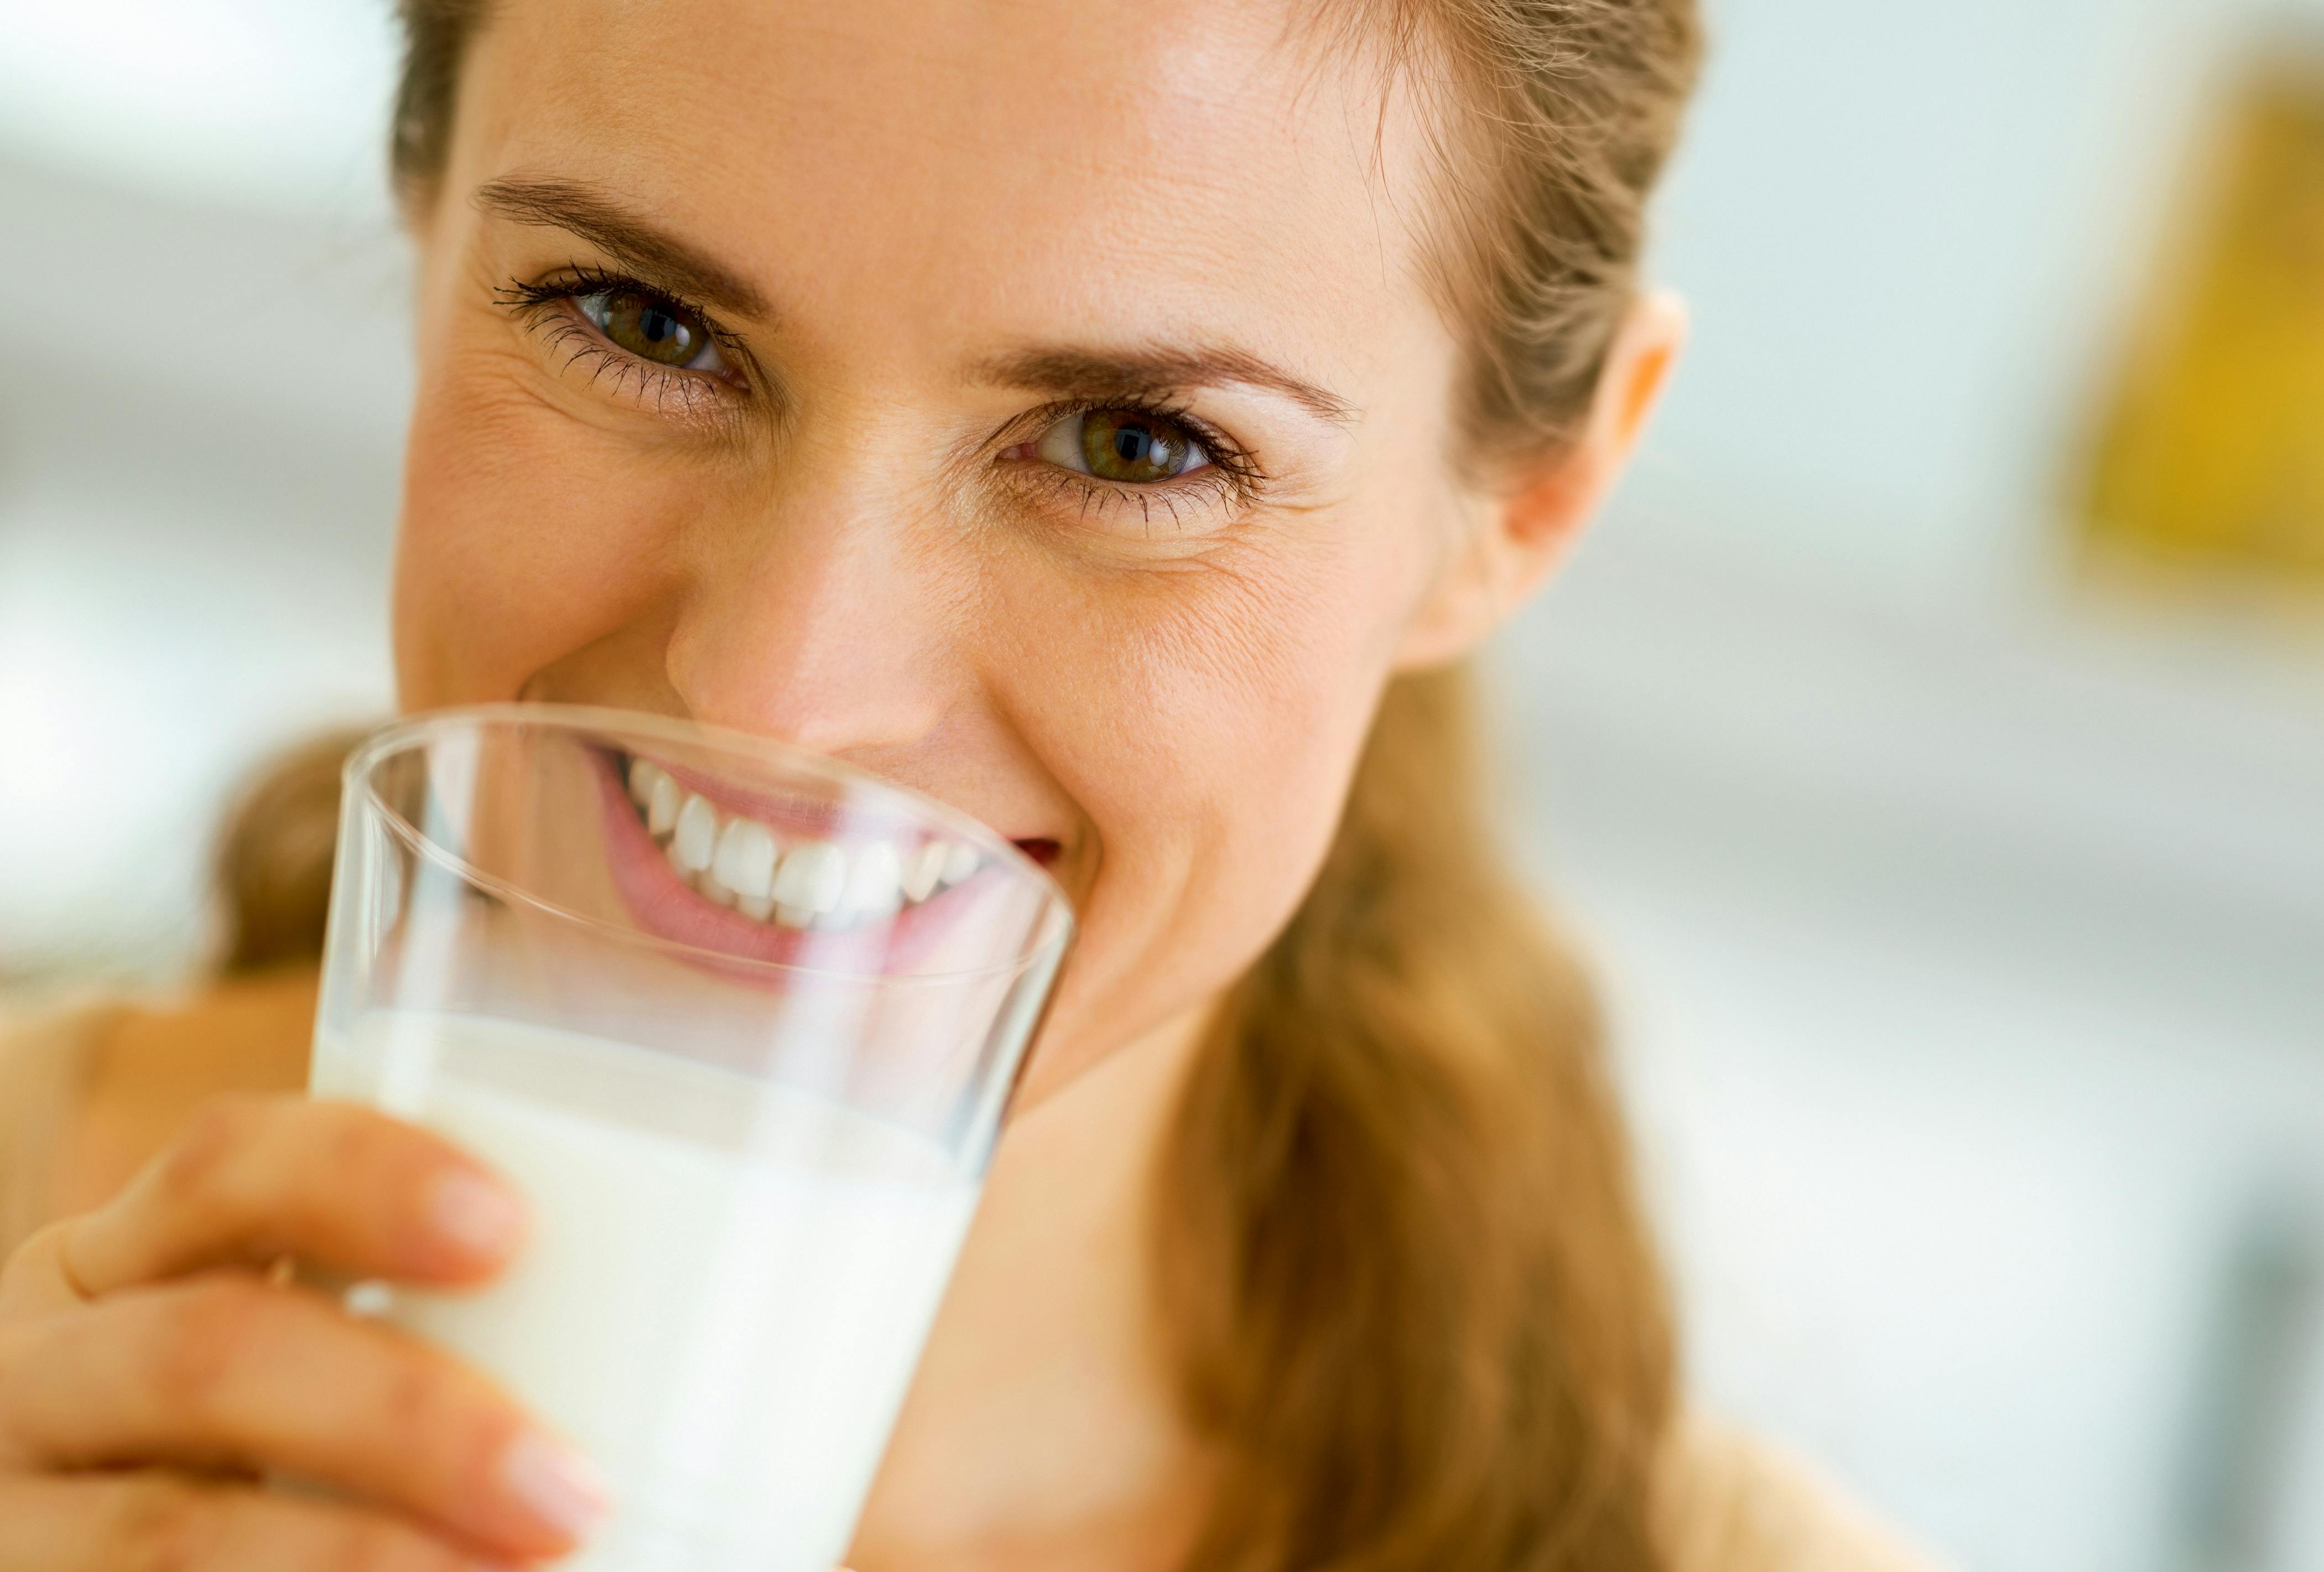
[{"x1": 662, "y1": 469, "x2": 964, "y2": 760}]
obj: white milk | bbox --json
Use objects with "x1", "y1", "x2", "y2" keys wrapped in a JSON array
[{"x1": 311, "y1": 1014, "x2": 979, "y2": 1571}]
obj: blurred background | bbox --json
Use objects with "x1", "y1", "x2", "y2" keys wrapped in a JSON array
[{"x1": 2, "y1": 1, "x2": 2321, "y2": 1567}]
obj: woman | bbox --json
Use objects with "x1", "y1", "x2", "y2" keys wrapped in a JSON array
[{"x1": 0, "y1": 1, "x2": 1933, "y2": 1568}]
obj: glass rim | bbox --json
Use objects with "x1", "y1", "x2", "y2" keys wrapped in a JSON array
[{"x1": 343, "y1": 703, "x2": 1077, "y2": 984}]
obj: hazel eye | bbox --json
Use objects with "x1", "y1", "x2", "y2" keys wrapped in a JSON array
[
  {"x1": 576, "y1": 288, "x2": 727, "y2": 373},
  {"x1": 1036, "y1": 409, "x2": 1209, "y2": 484}
]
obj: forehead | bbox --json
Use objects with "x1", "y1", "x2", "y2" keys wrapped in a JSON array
[{"x1": 460, "y1": 0, "x2": 1442, "y2": 373}]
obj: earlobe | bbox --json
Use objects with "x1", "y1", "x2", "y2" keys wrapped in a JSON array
[{"x1": 1392, "y1": 289, "x2": 1688, "y2": 672}]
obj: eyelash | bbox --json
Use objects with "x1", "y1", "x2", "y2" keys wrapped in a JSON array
[
  {"x1": 495, "y1": 266, "x2": 1269, "y2": 524},
  {"x1": 1001, "y1": 398, "x2": 1265, "y2": 528},
  {"x1": 495, "y1": 264, "x2": 748, "y2": 416}
]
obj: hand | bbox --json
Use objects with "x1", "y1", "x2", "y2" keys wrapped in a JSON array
[{"x1": 0, "y1": 1094, "x2": 606, "y2": 1569}]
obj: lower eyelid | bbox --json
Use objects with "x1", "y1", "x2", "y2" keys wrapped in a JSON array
[
  {"x1": 530, "y1": 304, "x2": 741, "y2": 410},
  {"x1": 1011, "y1": 463, "x2": 1243, "y2": 528},
  {"x1": 1001, "y1": 444, "x2": 1218, "y2": 486}
]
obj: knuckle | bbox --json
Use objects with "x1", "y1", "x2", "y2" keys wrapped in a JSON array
[
  {"x1": 106, "y1": 1476, "x2": 220, "y2": 1572},
  {"x1": 375, "y1": 1347, "x2": 506, "y2": 1483},
  {"x1": 309, "y1": 1103, "x2": 438, "y2": 1213},
  {"x1": 154, "y1": 1098, "x2": 268, "y2": 1211},
  {"x1": 319, "y1": 1120, "x2": 379, "y2": 1189},
  {"x1": 374, "y1": 1350, "x2": 448, "y2": 1448},
  {"x1": 319, "y1": 1101, "x2": 397, "y2": 1168},
  {"x1": 149, "y1": 1279, "x2": 274, "y2": 1414},
  {"x1": 332, "y1": 1517, "x2": 449, "y2": 1572}
]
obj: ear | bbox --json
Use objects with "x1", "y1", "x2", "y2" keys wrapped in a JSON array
[{"x1": 1395, "y1": 289, "x2": 1687, "y2": 670}]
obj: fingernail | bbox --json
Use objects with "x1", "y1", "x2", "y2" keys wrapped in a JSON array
[
  {"x1": 500, "y1": 1430, "x2": 610, "y2": 1540},
  {"x1": 428, "y1": 1171, "x2": 524, "y2": 1259}
]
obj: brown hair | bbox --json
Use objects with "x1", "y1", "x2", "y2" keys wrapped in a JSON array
[
  {"x1": 1161, "y1": 12, "x2": 1701, "y2": 1567},
  {"x1": 256, "y1": 5, "x2": 1698, "y2": 1568},
  {"x1": 211, "y1": 727, "x2": 372, "y2": 974}
]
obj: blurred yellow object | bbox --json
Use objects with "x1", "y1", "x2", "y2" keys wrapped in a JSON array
[{"x1": 2081, "y1": 53, "x2": 2324, "y2": 585}]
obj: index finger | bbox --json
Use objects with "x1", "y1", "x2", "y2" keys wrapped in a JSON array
[{"x1": 53, "y1": 1095, "x2": 523, "y2": 1302}]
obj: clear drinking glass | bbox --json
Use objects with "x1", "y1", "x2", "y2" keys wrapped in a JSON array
[{"x1": 309, "y1": 705, "x2": 1074, "y2": 1571}]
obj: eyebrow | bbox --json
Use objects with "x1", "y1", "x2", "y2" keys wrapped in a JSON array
[
  {"x1": 474, "y1": 178, "x2": 773, "y2": 319},
  {"x1": 973, "y1": 345, "x2": 1356, "y2": 427}
]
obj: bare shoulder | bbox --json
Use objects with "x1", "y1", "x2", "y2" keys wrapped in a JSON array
[
  {"x1": 0, "y1": 969, "x2": 317, "y2": 1242},
  {"x1": 0, "y1": 990, "x2": 128, "y2": 1255},
  {"x1": 1660, "y1": 1417, "x2": 1945, "y2": 1572}
]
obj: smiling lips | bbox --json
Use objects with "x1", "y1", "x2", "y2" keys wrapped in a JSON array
[{"x1": 623, "y1": 755, "x2": 983, "y2": 931}]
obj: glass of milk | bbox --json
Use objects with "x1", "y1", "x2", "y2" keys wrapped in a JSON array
[{"x1": 308, "y1": 705, "x2": 1074, "y2": 1571}]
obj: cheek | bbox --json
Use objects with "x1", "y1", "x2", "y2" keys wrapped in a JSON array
[
  {"x1": 391, "y1": 345, "x2": 704, "y2": 708},
  {"x1": 987, "y1": 506, "x2": 1437, "y2": 1036}
]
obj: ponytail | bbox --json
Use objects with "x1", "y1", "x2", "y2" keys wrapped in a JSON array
[{"x1": 1157, "y1": 665, "x2": 1675, "y2": 1571}]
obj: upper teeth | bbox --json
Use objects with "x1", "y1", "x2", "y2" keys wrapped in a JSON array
[{"x1": 626, "y1": 757, "x2": 981, "y2": 931}]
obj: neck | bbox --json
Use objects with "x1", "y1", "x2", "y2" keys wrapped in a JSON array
[{"x1": 850, "y1": 1002, "x2": 1218, "y2": 1571}]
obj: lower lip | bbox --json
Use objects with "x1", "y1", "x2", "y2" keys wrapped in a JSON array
[{"x1": 588, "y1": 749, "x2": 995, "y2": 977}]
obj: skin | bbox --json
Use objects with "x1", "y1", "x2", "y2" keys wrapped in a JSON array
[{"x1": 0, "y1": 1, "x2": 1680, "y2": 1567}]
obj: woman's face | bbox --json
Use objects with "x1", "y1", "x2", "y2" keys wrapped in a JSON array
[{"x1": 394, "y1": 0, "x2": 1556, "y2": 1094}]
